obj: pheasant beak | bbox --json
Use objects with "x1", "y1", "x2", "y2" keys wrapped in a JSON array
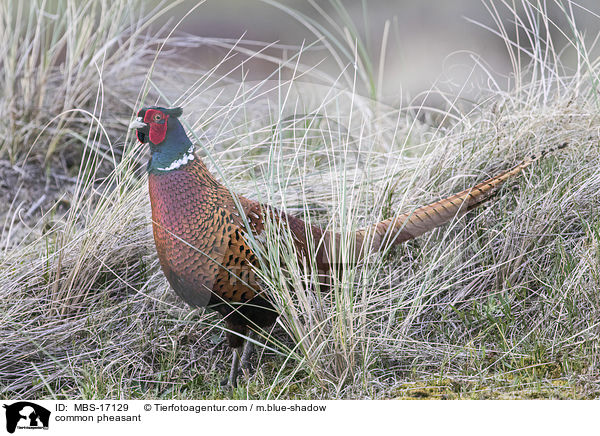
[{"x1": 129, "y1": 117, "x2": 147, "y2": 129}]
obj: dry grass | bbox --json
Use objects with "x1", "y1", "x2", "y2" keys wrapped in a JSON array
[{"x1": 1, "y1": 0, "x2": 599, "y2": 399}]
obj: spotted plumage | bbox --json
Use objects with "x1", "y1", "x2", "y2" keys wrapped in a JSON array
[
  {"x1": 130, "y1": 106, "x2": 566, "y2": 387},
  {"x1": 148, "y1": 155, "x2": 278, "y2": 349}
]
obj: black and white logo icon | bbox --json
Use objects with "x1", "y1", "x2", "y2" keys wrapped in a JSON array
[{"x1": 2, "y1": 402, "x2": 50, "y2": 434}]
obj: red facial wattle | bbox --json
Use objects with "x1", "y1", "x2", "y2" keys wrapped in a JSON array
[{"x1": 143, "y1": 109, "x2": 169, "y2": 144}]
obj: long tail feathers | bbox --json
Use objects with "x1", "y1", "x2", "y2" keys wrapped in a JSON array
[
  {"x1": 374, "y1": 160, "x2": 531, "y2": 245},
  {"x1": 319, "y1": 142, "x2": 567, "y2": 266}
]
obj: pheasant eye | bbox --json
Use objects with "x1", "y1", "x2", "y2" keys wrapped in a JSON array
[{"x1": 153, "y1": 113, "x2": 162, "y2": 122}]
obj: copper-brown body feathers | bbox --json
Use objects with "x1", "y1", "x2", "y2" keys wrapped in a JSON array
[{"x1": 148, "y1": 145, "x2": 565, "y2": 351}]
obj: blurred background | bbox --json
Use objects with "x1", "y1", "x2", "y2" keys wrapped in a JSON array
[{"x1": 155, "y1": 0, "x2": 600, "y2": 103}]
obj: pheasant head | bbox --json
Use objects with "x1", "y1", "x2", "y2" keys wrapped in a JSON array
[{"x1": 130, "y1": 106, "x2": 195, "y2": 173}]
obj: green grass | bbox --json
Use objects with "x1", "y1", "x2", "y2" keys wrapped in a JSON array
[{"x1": 1, "y1": 0, "x2": 600, "y2": 399}]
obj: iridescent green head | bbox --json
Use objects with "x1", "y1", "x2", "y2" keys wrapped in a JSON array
[{"x1": 130, "y1": 106, "x2": 194, "y2": 173}]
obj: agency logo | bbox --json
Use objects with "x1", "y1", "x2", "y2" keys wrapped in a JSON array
[{"x1": 2, "y1": 402, "x2": 50, "y2": 434}]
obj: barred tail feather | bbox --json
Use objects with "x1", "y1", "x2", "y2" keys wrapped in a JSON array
[
  {"x1": 310, "y1": 143, "x2": 566, "y2": 271},
  {"x1": 346, "y1": 142, "x2": 567, "y2": 260},
  {"x1": 376, "y1": 160, "x2": 532, "y2": 245}
]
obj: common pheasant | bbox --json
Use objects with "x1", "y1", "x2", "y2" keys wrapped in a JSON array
[{"x1": 130, "y1": 106, "x2": 565, "y2": 387}]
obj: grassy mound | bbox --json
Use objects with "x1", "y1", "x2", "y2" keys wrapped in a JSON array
[{"x1": 1, "y1": 0, "x2": 599, "y2": 399}]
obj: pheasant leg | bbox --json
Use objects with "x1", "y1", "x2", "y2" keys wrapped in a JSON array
[
  {"x1": 240, "y1": 332, "x2": 255, "y2": 377},
  {"x1": 221, "y1": 348, "x2": 241, "y2": 389}
]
